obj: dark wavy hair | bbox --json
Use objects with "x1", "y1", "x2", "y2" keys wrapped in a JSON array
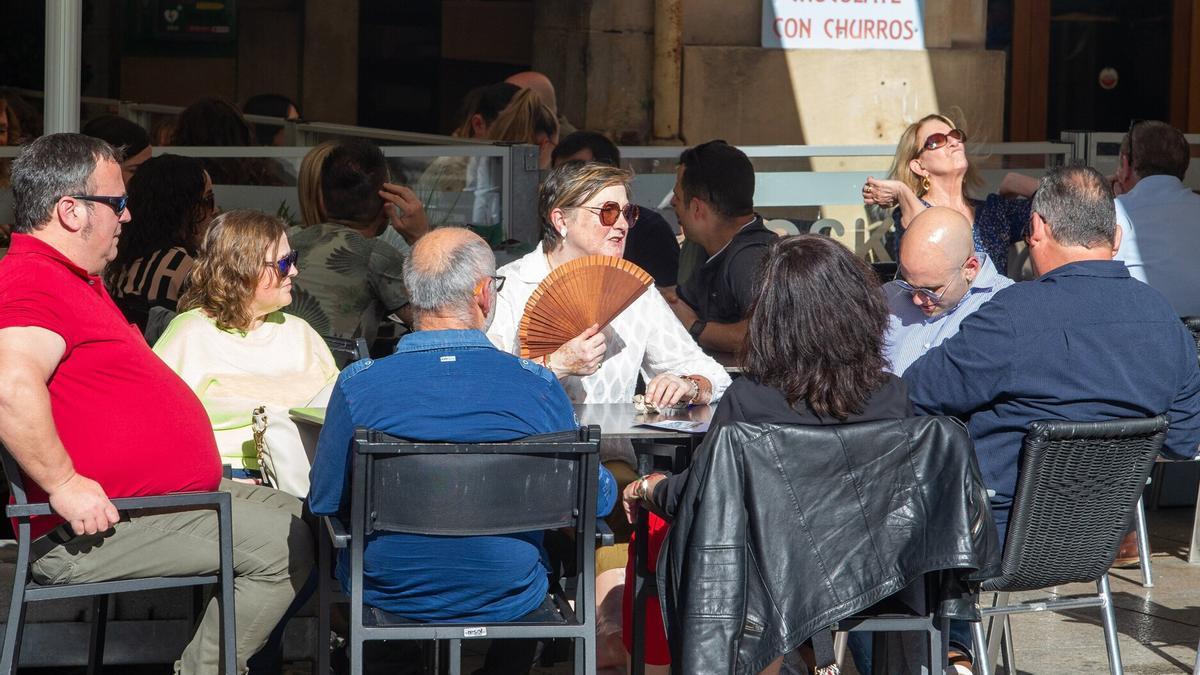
[
  {"x1": 107, "y1": 154, "x2": 209, "y2": 286},
  {"x1": 172, "y1": 97, "x2": 284, "y2": 185},
  {"x1": 743, "y1": 234, "x2": 889, "y2": 420}
]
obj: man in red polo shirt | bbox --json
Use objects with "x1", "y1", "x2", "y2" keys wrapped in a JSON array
[{"x1": 0, "y1": 133, "x2": 312, "y2": 674}]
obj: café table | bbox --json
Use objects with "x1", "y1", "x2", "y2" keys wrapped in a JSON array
[{"x1": 575, "y1": 402, "x2": 715, "y2": 675}]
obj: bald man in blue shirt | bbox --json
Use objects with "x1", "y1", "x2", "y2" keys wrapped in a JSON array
[{"x1": 904, "y1": 166, "x2": 1200, "y2": 541}]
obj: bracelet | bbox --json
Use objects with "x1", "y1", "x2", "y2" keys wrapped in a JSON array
[
  {"x1": 636, "y1": 472, "x2": 664, "y2": 501},
  {"x1": 684, "y1": 375, "x2": 711, "y2": 404}
]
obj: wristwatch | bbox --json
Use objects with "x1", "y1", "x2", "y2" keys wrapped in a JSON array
[{"x1": 688, "y1": 319, "x2": 707, "y2": 340}]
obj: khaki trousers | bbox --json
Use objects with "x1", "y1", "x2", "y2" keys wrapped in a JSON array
[{"x1": 30, "y1": 479, "x2": 313, "y2": 675}]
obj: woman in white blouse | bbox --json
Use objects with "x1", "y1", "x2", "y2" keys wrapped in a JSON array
[{"x1": 487, "y1": 162, "x2": 730, "y2": 415}]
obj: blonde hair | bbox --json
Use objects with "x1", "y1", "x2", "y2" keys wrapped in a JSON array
[
  {"x1": 298, "y1": 141, "x2": 335, "y2": 226},
  {"x1": 180, "y1": 209, "x2": 287, "y2": 333},
  {"x1": 538, "y1": 162, "x2": 633, "y2": 252},
  {"x1": 487, "y1": 88, "x2": 558, "y2": 144},
  {"x1": 887, "y1": 113, "x2": 983, "y2": 199}
]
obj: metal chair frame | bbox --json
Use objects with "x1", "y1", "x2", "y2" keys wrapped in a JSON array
[
  {"x1": 971, "y1": 416, "x2": 1168, "y2": 675},
  {"x1": 318, "y1": 426, "x2": 602, "y2": 675},
  {"x1": 0, "y1": 446, "x2": 237, "y2": 674},
  {"x1": 321, "y1": 335, "x2": 370, "y2": 369}
]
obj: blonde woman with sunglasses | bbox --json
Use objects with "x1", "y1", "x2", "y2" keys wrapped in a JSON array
[
  {"x1": 863, "y1": 113, "x2": 1035, "y2": 277},
  {"x1": 487, "y1": 162, "x2": 730, "y2": 461},
  {"x1": 154, "y1": 209, "x2": 338, "y2": 483}
]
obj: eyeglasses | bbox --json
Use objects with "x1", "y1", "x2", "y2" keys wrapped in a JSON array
[
  {"x1": 474, "y1": 275, "x2": 506, "y2": 296},
  {"x1": 70, "y1": 194, "x2": 128, "y2": 217},
  {"x1": 918, "y1": 128, "x2": 967, "y2": 154},
  {"x1": 1126, "y1": 119, "x2": 1145, "y2": 167},
  {"x1": 265, "y1": 250, "x2": 299, "y2": 276},
  {"x1": 577, "y1": 201, "x2": 639, "y2": 228},
  {"x1": 895, "y1": 255, "x2": 971, "y2": 304}
]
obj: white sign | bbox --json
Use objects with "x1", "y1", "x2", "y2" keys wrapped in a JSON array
[{"x1": 762, "y1": 0, "x2": 925, "y2": 51}]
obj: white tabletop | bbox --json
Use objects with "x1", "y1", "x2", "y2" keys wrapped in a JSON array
[{"x1": 573, "y1": 402, "x2": 715, "y2": 440}]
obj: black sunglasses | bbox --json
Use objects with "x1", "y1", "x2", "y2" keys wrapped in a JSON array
[
  {"x1": 70, "y1": 194, "x2": 128, "y2": 217},
  {"x1": 577, "y1": 201, "x2": 639, "y2": 228},
  {"x1": 265, "y1": 250, "x2": 299, "y2": 276}
]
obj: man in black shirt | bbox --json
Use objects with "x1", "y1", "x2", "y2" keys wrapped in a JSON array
[
  {"x1": 669, "y1": 140, "x2": 776, "y2": 353},
  {"x1": 551, "y1": 131, "x2": 681, "y2": 290}
]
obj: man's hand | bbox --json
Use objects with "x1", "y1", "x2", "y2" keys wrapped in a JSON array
[
  {"x1": 666, "y1": 293, "x2": 698, "y2": 328},
  {"x1": 47, "y1": 472, "x2": 119, "y2": 536},
  {"x1": 380, "y1": 183, "x2": 430, "y2": 244},
  {"x1": 621, "y1": 473, "x2": 666, "y2": 524},
  {"x1": 547, "y1": 324, "x2": 606, "y2": 377},
  {"x1": 645, "y1": 373, "x2": 694, "y2": 408}
]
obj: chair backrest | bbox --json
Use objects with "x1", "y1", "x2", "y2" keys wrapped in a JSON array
[
  {"x1": 322, "y1": 334, "x2": 371, "y2": 369},
  {"x1": 986, "y1": 415, "x2": 1168, "y2": 592},
  {"x1": 1180, "y1": 316, "x2": 1200, "y2": 365},
  {"x1": 351, "y1": 426, "x2": 600, "y2": 538}
]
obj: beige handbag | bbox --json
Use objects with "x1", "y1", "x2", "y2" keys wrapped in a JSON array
[{"x1": 252, "y1": 404, "x2": 320, "y2": 498}]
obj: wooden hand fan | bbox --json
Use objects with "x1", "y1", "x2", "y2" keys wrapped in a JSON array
[{"x1": 518, "y1": 255, "x2": 654, "y2": 359}]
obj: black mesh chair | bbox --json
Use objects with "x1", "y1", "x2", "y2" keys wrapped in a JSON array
[
  {"x1": 970, "y1": 416, "x2": 1168, "y2": 675},
  {"x1": 318, "y1": 426, "x2": 602, "y2": 675},
  {"x1": 321, "y1": 335, "x2": 371, "y2": 369},
  {"x1": 0, "y1": 445, "x2": 236, "y2": 674}
]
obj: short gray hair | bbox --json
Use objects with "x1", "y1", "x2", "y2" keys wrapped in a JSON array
[
  {"x1": 12, "y1": 133, "x2": 119, "y2": 234},
  {"x1": 1030, "y1": 165, "x2": 1116, "y2": 249},
  {"x1": 403, "y1": 229, "x2": 496, "y2": 315}
]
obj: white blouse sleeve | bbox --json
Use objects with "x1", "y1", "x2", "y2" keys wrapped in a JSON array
[{"x1": 638, "y1": 289, "x2": 733, "y2": 401}]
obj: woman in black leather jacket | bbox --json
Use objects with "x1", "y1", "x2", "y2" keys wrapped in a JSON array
[{"x1": 620, "y1": 234, "x2": 913, "y2": 674}]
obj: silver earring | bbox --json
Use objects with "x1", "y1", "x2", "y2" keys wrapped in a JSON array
[{"x1": 560, "y1": 229, "x2": 567, "y2": 239}]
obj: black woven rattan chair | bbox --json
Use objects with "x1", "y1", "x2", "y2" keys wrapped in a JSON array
[
  {"x1": 318, "y1": 426, "x2": 602, "y2": 675},
  {"x1": 321, "y1": 334, "x2": 370, "y2": 369},
  {"x1": 0, "y1": 444, "x2": 236, "y2": 674},
  {"x1": 971, "y1": 416, "x2": 1168, "y2": 675}
]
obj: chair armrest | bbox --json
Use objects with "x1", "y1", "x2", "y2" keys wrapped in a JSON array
[
  {"x1": 7, "y1": 491, "x2": 231, "y2": 519},
  {"x1": 595, "y1": 519, "x2": 615, "y2": 547},
  {"x1": 323, "y1": 515, "x2": 351, "y2": 549}
]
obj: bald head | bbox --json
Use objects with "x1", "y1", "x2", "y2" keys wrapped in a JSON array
[
  {"x1": 901, "y1": 207, "x2": 974, "y2": 271},
  {"x1": 403, "y1": 227, "x2": 496, "y2": 324},
  {"x1": 505, "y1": 71, "x2": 558, "y2": 114},
  {"x1": 897, "y1": 207, "x2": 980, "y2": 317}
]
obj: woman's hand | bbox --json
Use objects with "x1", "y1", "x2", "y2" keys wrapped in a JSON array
[
  {"x1": 621, "y1": 473, "x2": 666, "y2": 524},
  {"x1": 547, "y1": 324, "x2": 606, "y2": 377},
  {"x1": 380, "y1": 183, "x2": 430, "y2": 244},
  {"x1": 645, "y1": 373, "x2": 695, "y2": 408},
  {"x1": 862, "y1": 177, "x2": 907, "y2": 208}
]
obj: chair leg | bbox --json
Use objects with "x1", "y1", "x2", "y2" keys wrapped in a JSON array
[
  {"x1": 317, "y1": 533, "x2": 332, "y2": 675},
  {"x1": 1192, "y1": 633, "x2": 1200, "y2": 675},
  {"x1": 1000, "y1": 615, "x2": 1016, "y2": 674},
  {"x1": 217, "y1": 499, "x2": 237, "y2": 675},
  {"x1": 86, "y1": 594, "x2": 110, "y2": 675},
  {"x1": 350, "y1": 635, "x2": 363, "y2": 675},
  {"x1": 1, "y1": 580, "x2": 28, "y2": 675},
  {"x1": 971, "y1": 620, "x2": 991, "y2": 675},
  {"x1": 581, "y1": 635, "x2": 597, "y2": 675},
  {"x1": 833, "y1": 630, "x2": 848, "y2": 667},
  {"x1": 1189, "y1": 477, "x2": 1200, "y2": 564},
  {"x1": 1097, "y1": 575, "x2": 1125, "y2": 675},
  {"x1": 448, "y1": 638, "x2": 461, "y2": 675},
  {"x1": 984, "y1": 592, "x2": 1009, "y2": 674},
  {"x1": 1134, "y1": 496, "x2": 1154, "y2": 587}
]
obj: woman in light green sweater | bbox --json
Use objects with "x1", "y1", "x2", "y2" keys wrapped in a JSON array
[{"x1": 154, "y1": 209, "x2": 338, "y2": 483}]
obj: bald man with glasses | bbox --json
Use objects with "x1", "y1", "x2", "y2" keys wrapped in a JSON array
[{"x1": 883, "y1": 206, "x2": 1013, "y2": 375}]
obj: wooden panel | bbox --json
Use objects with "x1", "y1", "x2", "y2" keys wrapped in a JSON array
[
  {"x1": 1170, "y1": 0, "x2": 1191, "y2": 129},
  {"x1": 1009, "y1": 0, "x2": 1051, "y2": 141},
  {"x1": 1191, "y1": 0, "x2": 1200, "y2": 131},
  {"x1": 441, "y1": 1, "x2": 533, "y2": 65}
]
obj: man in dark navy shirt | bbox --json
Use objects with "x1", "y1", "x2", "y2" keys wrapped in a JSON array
[
  {"x1": 669, "y1": 141, "x2": 777, "y2": 354},
  {"x1": 904, "y1": 166, "x2": 1200, "y2": 540},
  {"x1": 309, "y1": 228, "x2": 615, "y2": 672}
]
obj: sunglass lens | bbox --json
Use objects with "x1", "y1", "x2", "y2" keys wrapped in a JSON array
[
  {"x1": 623, "y1": 204, "x2": 639, "y2": 227},
  {"x1": 600, "y1": 203, "x2": 621, "y2": 227},
  {"x1": 277, "y1": 251, "x2": 298, "y2": 275},
  {"x1": 924, "y1": 132, "x2": 948, "y2": 151}
]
